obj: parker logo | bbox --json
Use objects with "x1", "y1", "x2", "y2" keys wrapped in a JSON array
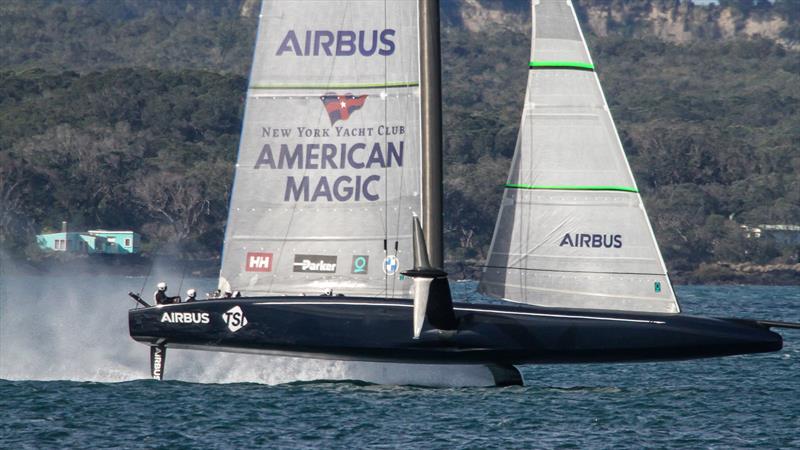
[
  {"x1": 246, "y1": 252, "x2": 273, "y2": 272},
  {"x1": 222, "y1": 306, "x2": 248, "y2": 332},
  {"x1": 160, "y1": 312, "x2": 210, "y2": 324},
  {"x1": 293, "y1": 254, "x2": 337, "y2": 273}
]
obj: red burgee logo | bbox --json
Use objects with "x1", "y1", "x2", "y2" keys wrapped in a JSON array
[
  {"x1": 245, "y1": 252, "x2": 273, "y2": 272},
  {"x1": 320, "y1": 93, "x2": 367, "y2": 125}
]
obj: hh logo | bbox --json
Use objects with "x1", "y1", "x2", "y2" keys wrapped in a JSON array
[
  {"x1": 246, "y1": 252, "x2": 273, "y2": 272},
  {"x1": 222, "y1": 306, "x2": 248, "y2": 332}
]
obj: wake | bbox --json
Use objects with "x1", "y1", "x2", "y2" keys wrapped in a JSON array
[{"x1": 0, "y1": 268, "x2": 498, "y2": 386}]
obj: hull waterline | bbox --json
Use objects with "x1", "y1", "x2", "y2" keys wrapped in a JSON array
[{"x1": 129, "y1": 296, "x2": 782, "y2": 365}]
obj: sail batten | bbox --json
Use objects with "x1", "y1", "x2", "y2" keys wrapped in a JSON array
[
  {"x1": 529, "y1": 61, "x2": 594, "y2": 71},
  {"x1": 479, "y1": 0, "x2": 679, "y2": 314},
  {"x1": 505, "y1": 184, "x2": 638, "y2": 193},
  {"x1": 251, "y1": 82, "x2": 420, "y2": 90}
]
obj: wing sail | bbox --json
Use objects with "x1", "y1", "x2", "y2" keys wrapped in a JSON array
[{"x1": 220, "y1": 1, "x2": 422, "y2": 298}]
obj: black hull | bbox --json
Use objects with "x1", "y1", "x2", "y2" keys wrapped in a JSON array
[{"x1": 128, "y1": 296, "x2": 782, "y2": 365}]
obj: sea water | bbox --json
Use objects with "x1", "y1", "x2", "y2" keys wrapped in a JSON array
[{"x1": 1, "y1": 272, "x2": 798, "y2": 448}]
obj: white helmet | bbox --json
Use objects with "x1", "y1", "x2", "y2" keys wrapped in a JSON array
[
  {"x1": 187, "y1": 289, "x2": 197, "y2": 297},
  {"x1": 157, "y1": 282, "x2": 167, "y2": 291}
]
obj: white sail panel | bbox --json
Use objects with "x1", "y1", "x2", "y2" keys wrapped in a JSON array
[
  {"x1": 515, "y1": 72, "x2": 635, "y2": 187},
  {"x1": 479, "y1": 0, "x2": 679, "y2": 313},
  {"x1": 220, "y1": 0, "x2": 421, "y2": 297},
  {"x1": 531, "y1": 0, "x2": 591, "y2": 65},
  {"x1": 251, "y1": 1, "x2": 418, "y2": 87}
]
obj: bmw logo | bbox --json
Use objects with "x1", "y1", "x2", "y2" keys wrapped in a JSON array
[{"x1": 383, "y1": 255, "x2": 399, "y2": 275}]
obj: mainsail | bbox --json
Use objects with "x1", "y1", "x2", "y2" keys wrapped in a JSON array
[
  {"x1": 220, "y1": 1, "x2": 422, "y2": 298},
  {"x1": 479, "y1": 0, "x2": 679, "y2": 313}
]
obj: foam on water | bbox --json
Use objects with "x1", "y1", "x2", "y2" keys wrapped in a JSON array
[{"x1": 0, "y1": 266, "x2": 498, "y2": 386}]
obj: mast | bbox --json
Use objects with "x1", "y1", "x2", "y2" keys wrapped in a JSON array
[{"x1": 418, "y1": 0, "x2": 443, "y2": 269}]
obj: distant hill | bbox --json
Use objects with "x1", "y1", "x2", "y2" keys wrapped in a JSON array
[
  {"x1": 447, "y1": 0, "x2": 799, "y2": 48},
  {"x1": 1, "y1": 1, "x2": 797, "y2": 74},
  {"x1": 1, "y1": 0, "x2": 798, "y2": 282}
]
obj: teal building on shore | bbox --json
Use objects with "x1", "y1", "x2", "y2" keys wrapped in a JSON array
[{"x1": 37, "y1": 222, "x2": 140, "y2": 255}]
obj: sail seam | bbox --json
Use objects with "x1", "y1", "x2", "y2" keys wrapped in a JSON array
[
  {"x1": 505, "y1": 184, "x2": 638, "y2": 193},
  {"x1": 483, "y1": 265, "x2": 665, "y2": 277},
  {"x1": 529, "y1": 61, "x2": 594, "y2": 71},
  {"x1": 250, "y1": 82, "x2": 419, "y2": 90}
]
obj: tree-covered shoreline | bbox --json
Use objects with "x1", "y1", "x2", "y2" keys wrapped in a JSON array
[{"x1": 1, "y1": 0, "x2": 798, "y2": 283}]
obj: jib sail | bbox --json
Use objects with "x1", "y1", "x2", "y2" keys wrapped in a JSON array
[
  {"x1": 219, "y1": 1, "x2": 421, "y2": 298},
  {"x1": 479, "y1": 0, "x2": 679, "y2": 313}
]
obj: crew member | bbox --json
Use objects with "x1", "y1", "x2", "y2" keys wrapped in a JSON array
[
  {"x1": 223, "y1": 289, "x2": 233, "y2": 298},
  {"x1": 154, "y1": 282, "x2": 180, "y2": 305},
  {"x1": 185, "y1": 288, "x2": 197, "y2": 302}
]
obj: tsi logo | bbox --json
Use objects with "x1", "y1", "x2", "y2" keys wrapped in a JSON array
[
  {"x1": 222, "y1": 306, "x2": 248, "y2": 332},
  {"x1": 246, "y1": 252, "x2": 273, "y2": 272}
]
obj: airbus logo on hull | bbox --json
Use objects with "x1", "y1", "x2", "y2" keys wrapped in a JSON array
[
  {"x1": 559, "y1": 233, "x2": 622, "y2": 248},
  {"x1": 276, "y1": 29, "x2": 396, "y2": 56},
  {"x1": 160, "y1": 312, "x2": 210, "y2": 324}
]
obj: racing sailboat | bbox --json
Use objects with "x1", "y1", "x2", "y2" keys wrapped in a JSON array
[{"x1": 128, "y1": 0, "x2": 797, "y2": 386}]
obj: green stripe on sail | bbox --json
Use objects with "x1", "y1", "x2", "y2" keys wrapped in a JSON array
[
  {"x1": 529, "y1": 61, "x2": 595, "y2": 71},
  {"x1": 505, "y1": 184, "x2": 638, "y2": 193},
  {"x1": 250, "y1": 81, "x2": 419, "y2": 90}
]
